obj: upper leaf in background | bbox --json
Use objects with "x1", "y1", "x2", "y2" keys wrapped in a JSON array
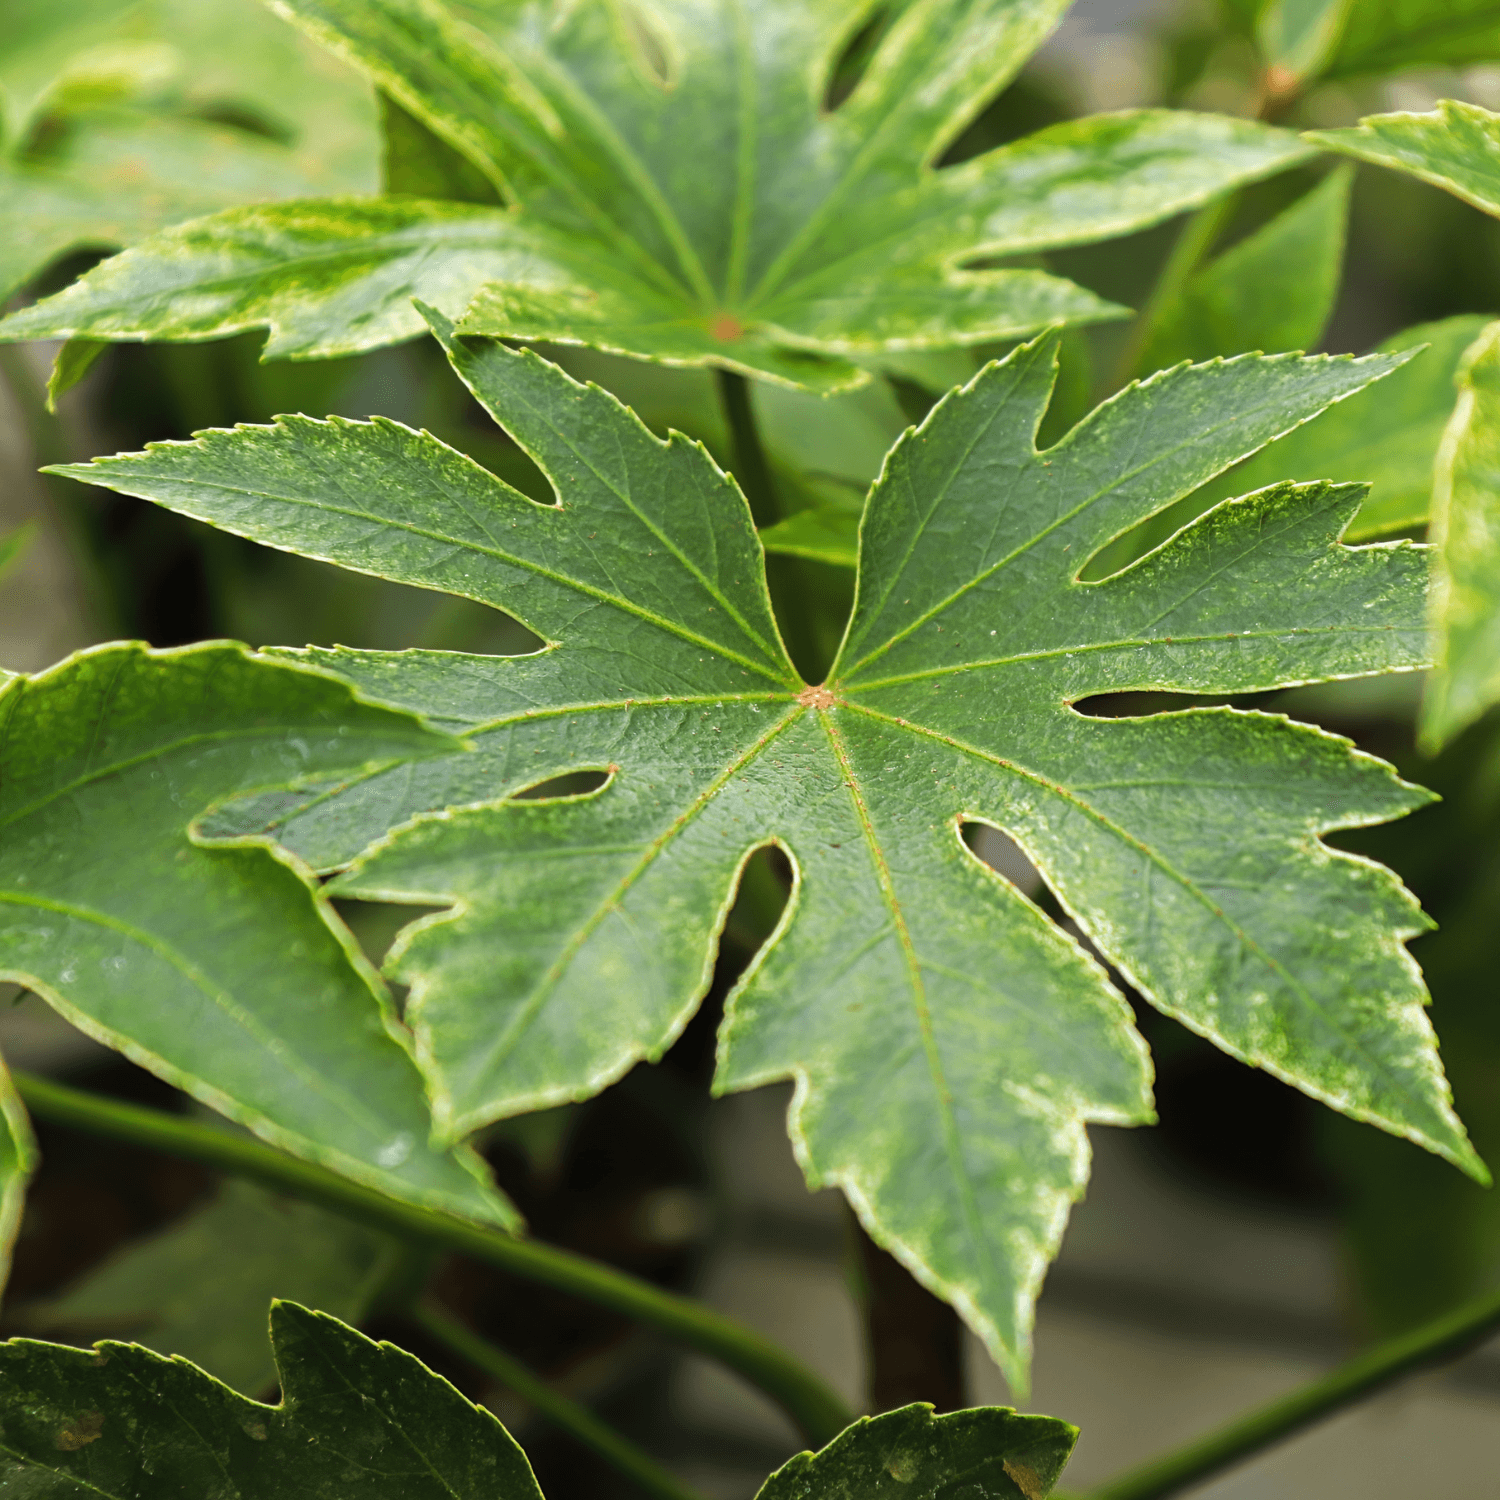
[
  {"x1": 1422, "y1": 322, "x2": 1500, "y2": 750},
  {"x1": 1309, "y1": 101, "x2": 1500, "y2": 746},
  {"x1": 0, "y1": 0, "x2": 378, "y2": 303},
  {"x1": 1256, "y1": 0, "x2": 1356, "y2": 89},
  {"x1": 0, "y1": 0, "x2": 1314, "y2": 390},
  {"x1": 0, "y1": 641, "x2": 513, "y2": 1234},
  {"x1": 1322, "y1": 0, "x2": 1500, "y2": 80},
  {"x1": 31, "y1": 1178, "x2": 399, "y2": 1396},
  {"x1": 0, "y1": 1300, "x2": 1076, "y2": 1498},
  {"x1": 0, "y1": 1301, "x2": 547, "y2": 1498},
  {"x1": 61, "y1": 318, "x2": 1476, "y2": 1389},
  {"x1": 1136, "y1": 166, "x2": 1349, "y2": 376}
]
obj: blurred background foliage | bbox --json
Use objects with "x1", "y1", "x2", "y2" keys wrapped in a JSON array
[{"x1": 4, "y1": 0, "x2": 1500, "y2": 1489}]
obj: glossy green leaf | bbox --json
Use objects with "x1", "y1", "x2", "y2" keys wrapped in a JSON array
[
  {"x1": 0, "y1": 1301, "x2": 545, "y2": 1497},
  {"x1": 1174, "y1": 316, "x2": 1491, "y2": 545},
  {"x1": 0, "y1": 1054, "x2": 38, "y2": 1296},
  {"x1": 0, "y1": 0, "x2": 1313, "y2": 388},
  {"x1": 1309, "y1": 100, "x2": 1500, "y2": 217},
  {"x1": 34, "y1": 1180, "x2": 400, "y2": 1396},
  {"x1": 1138, "y1": 166, "x2": 1350, "y2": 374},
  {"x1": 0, "y1": 641, "x2": 511, "y2": 1228},
  {"x1": 58, "y1": 317, "x2": 1476, "y2": 1388},
  {"x1": 757, "y1": 1403, "x2": 1075, "y2": 1500},
  {"x1": 0, "y1": 0, "x2": 378, "y2": 303},
  {"x1": 1324, "y1": 1, "x2": 1500, "y2": 80},
  {"x1": 1421, "y1": 320, "x2": 1500, "y2": 750}
]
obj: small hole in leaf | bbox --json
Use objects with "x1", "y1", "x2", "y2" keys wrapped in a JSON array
[
  {"x1": 961, "y1": 820, "x2": 1043, "y2": 899},
  {"x1": 822, "y1": 6, "x2": 892, "y2": 111},
  {"x1": 511, "y1": 768, "x2": 612, "y2": 801},
  {"x1": 721, "y1": 843, "x2": 793, "y2": 961},
  {"x1": 331, "y1": 899, "x2": 448, "y2": 1017}
]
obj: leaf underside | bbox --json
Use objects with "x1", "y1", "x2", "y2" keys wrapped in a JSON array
[
  {"x1": 58, "y1": 313, "x2": 1477, "y2": 1389},
  {"x1": 0, "y1": 641, "x2": 511, "y2": 1228},
  {"x1": 1, "y1": 0, "x2": 1313, "y2": 388}
]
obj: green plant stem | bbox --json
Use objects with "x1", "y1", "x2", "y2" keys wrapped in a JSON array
[
  {"x1": 13, "y1": 1069, "x2": 853, "y2": 1447},
  {"x1": 715, "y1": 368, "x2": 779, "y2": 527},
  {"x1": 1066, "y1": 1282, "x2": 1500, "y2": 1500},
  {"x1": 411, "y1": 1300, "x2": 706, "y2": 1500},
  {"x1": 1108, "y1": 193, "x2": 1238, "y2": 393}
]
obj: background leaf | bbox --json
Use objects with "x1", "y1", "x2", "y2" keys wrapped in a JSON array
[
  {"x1": 1137, "y1": 166, "x2": 1349, "y2": 373},
  {"x1": 30, "y1": 1179, "x2": 401, "y2": 1397},
  {"x1": 1422, "y1": 320, "x2": 1500, "y2": 750},
  {"x1": 0, "y1": 641, "x2": 511, "y2": 1227}
]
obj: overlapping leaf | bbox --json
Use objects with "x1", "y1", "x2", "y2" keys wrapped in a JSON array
[
  {"x1": 1312, "y1": 102, "x2": 1500, "y2": 746},
  {"x1": 58, "y1": 315, "x2": 1478, "y2": 1388},
  {"x1": 0, "y1": 0, "x2": 1312, "y2": 390},
  {"x1": 0, "y1": 1300, "x2": 1074, "y2": 1498},
  {"x1": 0, "y1": 0, "x2": 379, "y2": 302},
  {"x1": 0, "y1": 641, "x2": 511, "y2": 1229}
]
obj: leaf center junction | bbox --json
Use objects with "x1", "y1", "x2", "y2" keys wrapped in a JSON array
[{"x1": 798, "y1": 684, "x2": 838, "y2": 710}]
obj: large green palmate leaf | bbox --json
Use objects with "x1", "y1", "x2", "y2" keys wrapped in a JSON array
[
  {"x1": 58, "y1": 314, "x2": 1481, "y2": 1388},
  {"x1": 0, "y1": 642, "x2": 511, "y2": 1229},
  {"x1": 33, "y1": 1179, "x2": 400, "y2": 1396},
  {"x1": 0, "y1": 0, "x2": 1313, "y2": 389},
  {"x1": 0, "y1": 0, "x2": 378, "y2": 302},
  {"x1": 0, "y1": 1300, "x2": 1074, "y2": 1498}
]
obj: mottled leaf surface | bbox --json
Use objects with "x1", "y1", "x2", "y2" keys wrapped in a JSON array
[
  {"x1": 58, "y1": 318, "x2": 1475, "y2": 1386},
  {"x1": 1137, "y1": 167, "x2": 1349, "y2": 375},
  {"x1": 34, "y1": 1180, "x2": 400, "y2": 1396},
  {"x1": 1, "y1": 0, "x2": 1312, "y2": 387},
  {"x1": 0, "y1": 0, "x2": 378, "y2": 301},
  {"x1": 1422, "y1": 320, "x2": 1500, "y2": 749},
  {"x1": 0, "y1": 642, "x2": 510, "y2": 1227},
  {"x1": 757, "y1": 1404, "x2": 1075, "y2": 1500},
  {"x1": 0, "y1": 1301, "x2": 544, "y2": 1498}
]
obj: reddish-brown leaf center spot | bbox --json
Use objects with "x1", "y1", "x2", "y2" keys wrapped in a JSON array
[
  {"x1": 798, "y1": 685, "x2": 838, "y2": 711},
  {"x1": 710, "y1": 312, "x2": 744, "y2": 341}
]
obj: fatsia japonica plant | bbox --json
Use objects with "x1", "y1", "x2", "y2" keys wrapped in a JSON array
[{"x1": 8, "y1": 1, "x2": 1500, "y2": 1496}]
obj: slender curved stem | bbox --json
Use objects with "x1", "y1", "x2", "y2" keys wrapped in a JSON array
[
  {"x1": 412, "y1": 1301, "x2": 706, "y2": 1500},
  {"x1": 1066, "y1": 1282, "x2": 1500, "y2": 1500},
  {"x1": 13, "y1": 1070, "x2": 853, "y2": 1447},
  {"x1": 716, "y1": 368, "x2": 780, "y2": 527}
]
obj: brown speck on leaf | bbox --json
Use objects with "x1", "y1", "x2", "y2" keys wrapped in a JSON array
[
  {"x1": 56, "y1": 1411, "x2": 104, "y2": 1451},
  {"x1": 710, "y1": 313, "x2": 744, "y2": 341},
  {"x1": 1003, "y1": 1458, "x2": 1044, "y2": 1499},
  {"x1": 798, "y1": 684, "x2": 838, "y2": 710},
  {"x1": 243, "y1": 1420, "x2": 269, "y2": 1442}
]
